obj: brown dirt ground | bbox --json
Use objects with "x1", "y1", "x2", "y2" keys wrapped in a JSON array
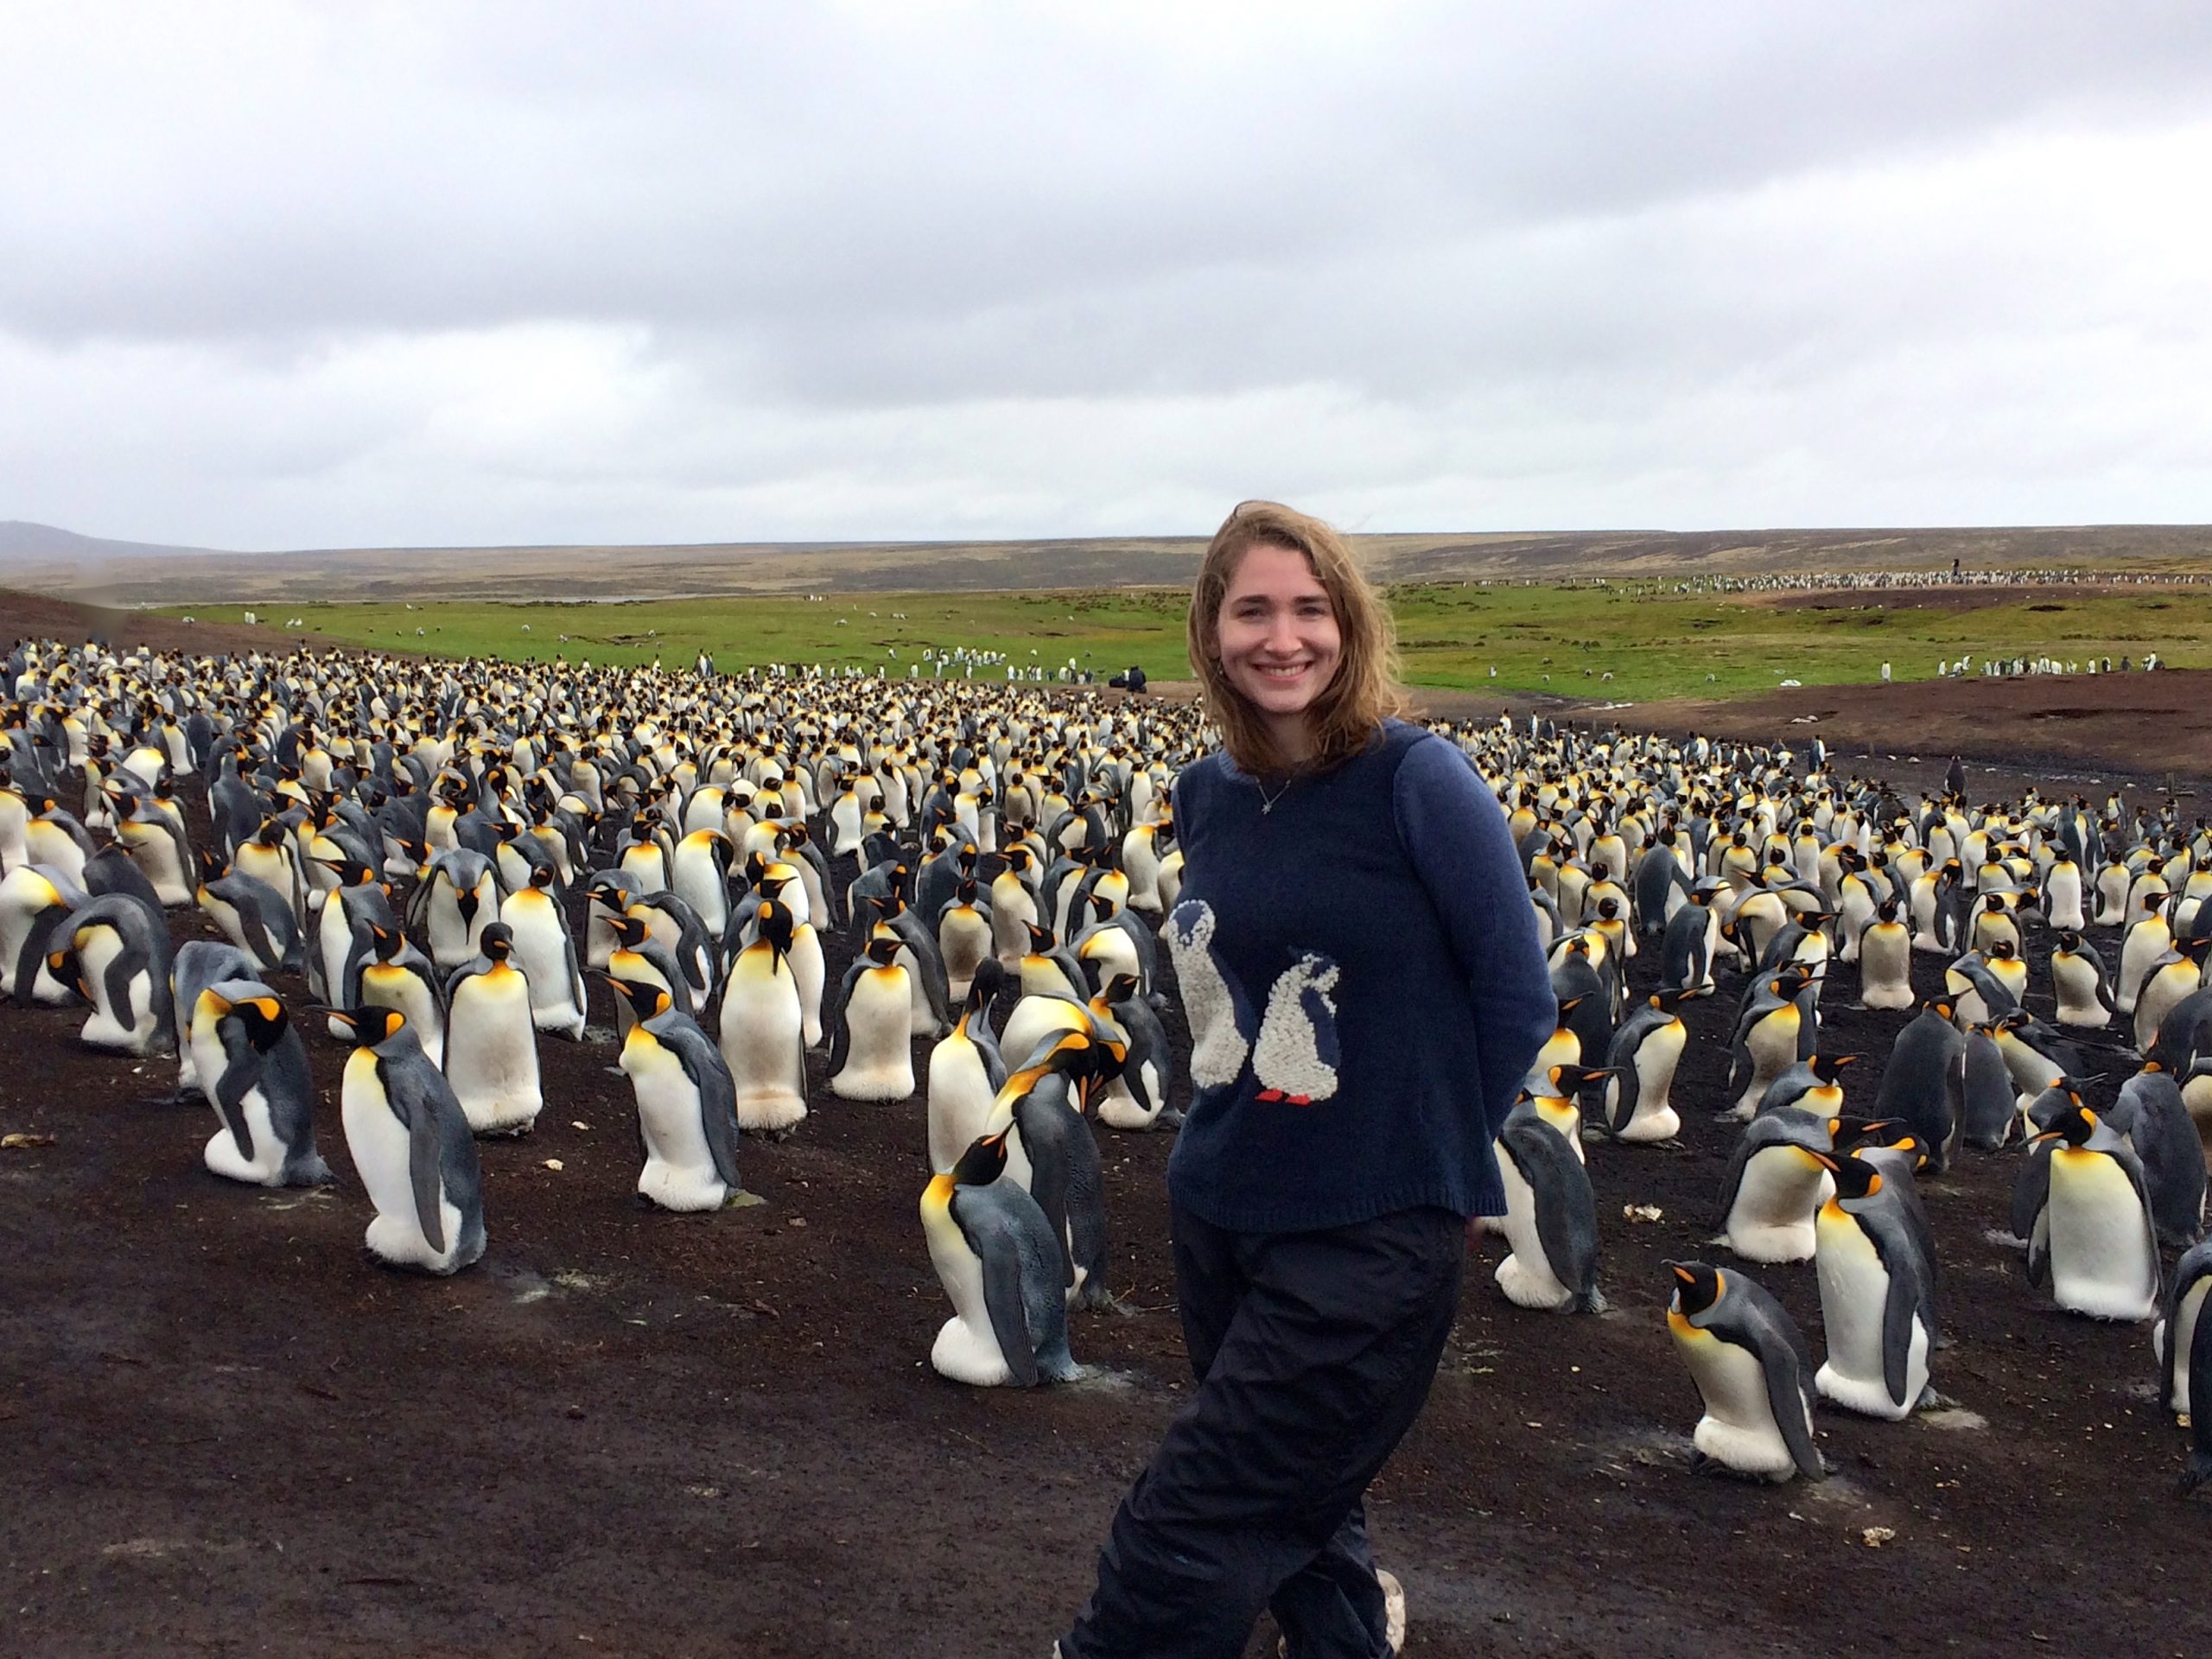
[{"x1": 6, "y1": 731, "x2": 2212, "y2": 1657}]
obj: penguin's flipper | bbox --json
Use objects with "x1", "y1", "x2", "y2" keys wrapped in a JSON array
[
  {"x1": 2160, "y1": 1247, "x2": 2212, "y2": 1421},
  {"x1": 1742, "y1": 1313, "x2": 1825, "y2": 1481},
  {"x1": 2184, "y1": 1285, "x2": 2212, "y2": 1496},
  {"x1": 1504, "y1": 1117, "x2": 1603, "y2": 1312},
  {"x1": 2012, "y1": 1138, "x2": 2054, "y2": 1249},
  {"x1": 824, "y1": 961, "x2": 865, "y2": 1078},
  {"x1": 962, "y1": 1199, "x2": 1039, "y2": 1388},
  {"x1": 667, "y1": 1021, "x2": 744, "y2": 1190},
  {"x1": 211, "y1": 1018, "x2": 261, "y2": 1163},
  {"x1": 1871, "y1": 1222, "x2": 1925, "y2": 1411},
  {"x1": 2112, "y1": 1140, "x2": 2168, "y2": 1300},
  {"x1": 391, "y1": 1061, "x2": 449, "y2": 1256},
  {"x1": 13, "y1": 903, "x2": 72, "y2": 1009}
]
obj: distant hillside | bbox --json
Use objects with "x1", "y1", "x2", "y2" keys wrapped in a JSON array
[
  {"x1": 0, "y1": 519, "x2": 233, "y2": 572},
  {"x1": 10, "y1": 518, "x2": 2212, "y2": 604}
]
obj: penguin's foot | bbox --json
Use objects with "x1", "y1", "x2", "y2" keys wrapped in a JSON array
[
  {"x1": 1913, "y1": 1385, "x2": 1961, "y2": 1413},
  {"x1": 2179, "y1": 1455, "x2": 2212, "y2": 1498}
]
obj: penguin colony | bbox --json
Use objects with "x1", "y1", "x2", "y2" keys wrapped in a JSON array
[{"x1": 4, "y1": 636, "x2": 2211, "y2": 1500}]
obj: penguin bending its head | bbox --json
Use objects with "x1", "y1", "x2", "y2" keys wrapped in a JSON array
[
  {"x1": 919, "y1": 1128, "x2": 1080, "y2": 1388},
  {"x1": 1664, "y1": 1260, "x2": 1824, "y2": 1484}
]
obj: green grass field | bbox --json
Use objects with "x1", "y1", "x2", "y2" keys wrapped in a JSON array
[{"x1": 156, "y1": 584, "x2": 2212, "y2": 702}]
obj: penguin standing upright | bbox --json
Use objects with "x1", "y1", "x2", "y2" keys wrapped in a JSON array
[
  {"x1": 2016, "y1": 1104, "x2": 2162, "y2": 1322},
  {"x1": 1664, "y1": 1260, "x2": 1824, "y2": 1484},
  {"x1": 1724, "y1": 968, "x2": 1818, "y2": 1121},
  {"x1": 353, "y1": 922, "x2": 448, "y2": 1068},
  {"x1": 984, "y1": 1032, "x2": 1117, "y2": 1310},
  {"x1": 1601, "y1": 989, "x2": 1688, "y2": 1142},
  {"x1": 2103, "y1": 1064, "x2": 2207, "y2": 1249},
  {"x1": 193, "y1": 984, "x2": 332, "y2": 1187},
  {"x1": 1491, "y1": 1098, "x2": 1605, "y2": 1313},
  {"x1": 498, "y1": 863, "x2": 588, "y2": 1039},
  {"x1": 1808, "y1": 1151, "x2": 1939, "y2": 1420},
  {"x1": 1872, "y1": 1001, "x2": 1967, "y2": 1173},
  {"x1": 715, "y1": 898, "x2": 809, "y2": 1135},
  {"x1": 827, "y1": 934, "x2": 918, "y2": 1101},
  {"x1": 442, "y1": 924, "x2": 544, "y2": 1135},
  {"x1": 614, "y1": 981, "x2": 747, "y2": 1210},
  {"x1": 919, "y1": 1128, "x2": 1080, "y2": 1388},
  {"x1": 333, "y1": 1007, "x2": 486, "y2": 1274},
  {"x1": 2155, "y1": 1239, "x2": 2212, "y2": 1420},
  {"x1": 1856, "y1": 898, "x2": 1915, "y2": 1011},
  {"x1": 2050, "y1": 930, "x2": 2118, "y2": 1029},
  {"x1": 927, "y1": 965, "x2": 1009, "y2": 1173}
]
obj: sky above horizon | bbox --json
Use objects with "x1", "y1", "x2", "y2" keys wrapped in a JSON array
[{"x1": 4, "y1": 2, "x2": 2211, "y2": 552}]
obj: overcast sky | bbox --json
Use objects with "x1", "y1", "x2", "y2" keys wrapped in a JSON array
[{"x1": 4, "y1": 2, "x2": 2210, "y2": 550}]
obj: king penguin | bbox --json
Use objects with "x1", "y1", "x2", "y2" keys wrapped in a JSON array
[
  {"x1": 927, "y1": 963, "x2": 1009, "y2": 1173},
  {"x1": 613, "y1": 980, "x2": 748, "y2": 1210},
  {"x1": 1808, "y1": 1150, "x2": 1939, "y2": 1420},
  {"x1": 2017, "y1": 1104, "x2": 2162, "y2": 1322},
  {"x1": 442, "y1": 924, "x2": 544, "y2": 1136},
  {"x1": 498, "y1": 862, "x2": 588, "y2": 1039},
  {"x1": 1601, "y1": 988, "x2": 1689, "y2": 1142},
  {"x1": 194, "y1": 983, "x2": 332, "y2": 1187},
  {"x1": 827, "y1": 933, "x2": 918, "y2": 1102},
  {"x1": 1491, "y1": 1097, "x2": 1605, "y2": 1313},
  {"x1": 1664, "y1": 1260, "x2": 1825, "y2": 1483},
  {"x1": 333, "y1": 1006, "x2": 486, "y2": 1274},
  {"x1": 715, "y1": 897, "x2": 809, "y2": 1135},
  {"x1": 2155, "y1": 1238, "x2": 2212, "y2": 1421},
  {"x1": 918, "y1": 1128, "x2": 1080, "y2": 1388},
  {"x1": 53, "y1": 893, "x2": 175, "y2": 1056}
]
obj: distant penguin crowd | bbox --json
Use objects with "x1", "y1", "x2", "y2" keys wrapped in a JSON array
[{"x1": 3, "y1": 633, "x2": 2209, "y2": 1497}]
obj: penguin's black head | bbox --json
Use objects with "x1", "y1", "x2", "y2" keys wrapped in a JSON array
[
  {"x1": 610, "y1": 975, "x2": 671, "y2": 1027},
  {"x1": 966, "y1": 959, "x2": 1006, "y2": 1007},
  {"x1": 1024, "y1": 921, "x2": 1056, "y2": 953},
  {"x1": 528, "y1": 861, "x2": 556, "y2": 889},
  {"x1": 1664, "y1": 1260, "x2": 1722, "y2": 1319},
  {"x1": 954, "y1": 876, "x2": 979, "y2": 906},
  {"x1": 1810, "y1": 1053, "x2": 1859, "y2": 1084},
  {"x1": 1101, "y1": 972, "x2": 1141, "y2": 1005},
  {"x1": 328, "y1": 1006, "x2": 407, "y2": 1046},
  {"x1": 367, "y1": 922, "x2": 404, "y2": 961},
  {"x1": 2036, "y1": 1103, "x2": 2097, "y2": 1147},
  {"x1": 478, "y1": 923, "x2": 515, "y2": 962},
  {"x1": 1816, "y1": 1151, "x2": 1883, "y2": 1202},
  {"x1": 609, "y1": 914, "x2": 650, "y2": 948},
  {"x1": 950, "y1": 1130, "x2": 1011, "y2": 1187},
  {"x1": 1650, "y1": 987, "x2": 1692, "y2": 1014},
  {"x1": 864, "y1": 932, "x2": 904, "y2": 967},
  {"x1": 226, "y1": 994, "x2": 291, "y2": 1052},
  {"x1": 756, "y1": 899, "x2": 795, "y2": 956}
]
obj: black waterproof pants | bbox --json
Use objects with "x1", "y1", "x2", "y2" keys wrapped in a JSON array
[{"x1": 1060, "y1": 1203, "x2": 1465, "y2": 1659}]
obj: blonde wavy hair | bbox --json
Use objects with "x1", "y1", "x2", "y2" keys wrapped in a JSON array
[{"x1": 1185, "y1": 500, "x2": 1405, "y2": 775}]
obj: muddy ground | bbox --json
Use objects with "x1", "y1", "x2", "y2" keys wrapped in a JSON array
[{"x1": 5, "y1": 747, "x2": 2212, "y2": 1657}]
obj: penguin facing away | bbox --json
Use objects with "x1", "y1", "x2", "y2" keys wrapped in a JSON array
[
  {"x1": 332, "y1": 1007, "x2": 486, "y2": 1275},
  {"x1": 1664, "y1": 1260, "x2": 1825, "y2": 1484},
  {"x1": 2155, "y1": 1238, "x2": 2212, "y2": 1420},
  {"x1": 919, "y1": 1128, "x2": 1080, "y2": 1388}
]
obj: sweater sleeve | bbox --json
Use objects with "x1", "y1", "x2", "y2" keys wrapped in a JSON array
[{"x1": 1392, "y1": 734, "x2": 1557, "y2": 1133}]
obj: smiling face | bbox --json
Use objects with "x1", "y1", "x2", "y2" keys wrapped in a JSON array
[{"x1": 1211, "y1": 539, "x2": 1343, "y2": 765}]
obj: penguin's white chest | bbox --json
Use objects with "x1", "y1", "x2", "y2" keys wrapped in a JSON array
[
  {"x1": 921, "y1": 1194, "x2": 1014, "y2": 1387},
  {"x1": 926, "y1": 1036, "x2": 997, "y2": 1173},
  {"x1": 446, "y1": 970, "x2": 543, "y2": 1134},
  {"x1": 1813, "y1": 1207, "x2": 1927, "y2": 1419},
  {"x1": 833, "y1": 969, "x2": 916, "y2": 1100},
  {"x1": 622, "y1": 1038, "x2": 728, "y2": 1210},
  {"x1": 341, "y1": 1058, "x2": 462, "y2": 1268},
  {"x1": 2160, "y1": 1277, "x2": 2210, "y2": 1412},
  {"x1": 1725, "y1": 1147, "x2": 1831, "y2": 1264},
  {"x1": 1672, "y1": 1322, "x2": 1802, "y2": 1480},
  {"x1": 2048, "y1": 1149, "x2": 2160, "y2": 1320}
]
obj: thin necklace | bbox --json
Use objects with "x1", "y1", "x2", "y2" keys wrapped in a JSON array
[{"x1": 1255, "y1": 772, "x2": 1292, "y2": 815}]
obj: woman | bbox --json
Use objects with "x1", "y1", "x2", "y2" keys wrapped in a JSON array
[{"x1": 1058, "y1": 502, "x2": 1556, "y2": 1659}]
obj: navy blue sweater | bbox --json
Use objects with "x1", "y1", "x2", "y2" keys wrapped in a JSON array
[{"x1": 1163, "y1": 720, "x2": 1556, "y2": 1231}]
